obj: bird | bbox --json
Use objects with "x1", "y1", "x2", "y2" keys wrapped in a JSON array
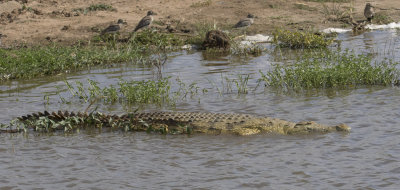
[
  {"x1": 364, "y1": 3, "x2": 375, "y2": 22},
  {"x1": 133, "y1": 10, "x2": 156, "y2": 32},
  {"x1": 233, "y1": 14, "x2": 255, "y2": 28},
  {"x1": 101, "y1": 19, "x2": 125, "y2": 35}
]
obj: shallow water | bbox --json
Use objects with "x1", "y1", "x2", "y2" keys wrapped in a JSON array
[{"x1": 1, "y1": 29, "x2": 400, "y2": 189}]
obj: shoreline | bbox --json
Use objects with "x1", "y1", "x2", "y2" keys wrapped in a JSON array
[{"x1": 1, "y1": 0, "x2": 400, "y2": 47}]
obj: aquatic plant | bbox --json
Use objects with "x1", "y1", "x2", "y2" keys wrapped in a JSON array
[
  {"x1": 260, "y1": 50, "x2": 400, "y2": 90},
  {"x1": 64, "y1": 78, "x2": 173, "y2": 106},
  {"x1": 273, "y1": 29, "x2": 335, "y2": 49},
  {"x1": 208, "y1": 73, "x2": 250, "y2": 95}
]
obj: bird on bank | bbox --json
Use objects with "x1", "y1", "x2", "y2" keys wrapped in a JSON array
[
  {"x1": 101, "y1": 19, "x2": 125, "y2": 35},
  {"x1": 233, "y1": 14, "x2": 255, "y2": 28},
  {"x1": 133, "y1": 10, "x2": 156, "y2": 32},
  {"x1": 364, "y1": 3, "x2": 375, "y2": 22}
]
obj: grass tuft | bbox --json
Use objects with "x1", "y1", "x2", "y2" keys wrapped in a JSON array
[
  {"x1": 259, "y1": 50, "x2": 400, "y2": 90},
  {"x1": 73, "y1": 4, "x2": 116, "y2": 14},
  {"x1": 273, "y1": 29, "x2": 335, "y2": 49}
]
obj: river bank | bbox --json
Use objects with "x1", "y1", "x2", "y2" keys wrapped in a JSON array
[{"x1": 1, "y1": 0, "x2": 400, "y2": 47}]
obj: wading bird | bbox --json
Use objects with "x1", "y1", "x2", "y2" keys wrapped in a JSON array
[
  {"x1": 134, "y1": 11, "x2": 156, "y2": 32},
  {"x1": 234, "y1": 14, "x2": 255, "y2": 28},
  {"x1": 101, "y1": 19, "x2": 125, "y2": 35},
  {"x1": 364, "y1": 3, "x2": 375, "y2": 22}
]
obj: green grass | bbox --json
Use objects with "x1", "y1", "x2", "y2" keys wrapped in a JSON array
[
  {"x1": 62, "y1": 77, "x2": 207, "y2": 107},
  {"x1": 0, "y1": 44, "x2": 142, "y2": 80},
  {"x1": 259, "y1": 50, "x2": 400, "y2": 90},
  {"x1": 73, "y1": 4, "x2": 116, "y2": 14},
  {"x1": 64, "y1": 78, "x2": 173, "y2": 106},
  {"x1": 130, "y1": 30, "x2": 185, "y2": 48},
  {"x1": 0, "y1": 30, "x2": 187, "y2": 81},
  {"x1": 273, "y1": 29, "x2": 335, "y2": 49}
]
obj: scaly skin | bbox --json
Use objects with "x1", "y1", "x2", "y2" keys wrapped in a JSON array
[{"x1": 0, "y1": 111, "x2": 351, "y2": 135}]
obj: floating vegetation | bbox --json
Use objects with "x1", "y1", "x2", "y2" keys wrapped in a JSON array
[
  {"x1": 259, "y1": 50, "x2": 400, "y2": 90},
  {"x1": 273, "y1": 29, "x2": 335, "y2": 49}
]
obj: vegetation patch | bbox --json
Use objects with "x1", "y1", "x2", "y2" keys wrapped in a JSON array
[
  {"x1": 64, "y1": 78, "x2": 173, "y2": 106},
  {"x1": 0, "y1": 44, "x2": 141, "y2": 80},
  {"x1": 320, "y1": 2, "x2": 351, "y2": 23},
  {"x1": 273, "y1": 29, "x2": 335, "y2": 49},
  {"x1": 190, "y1": 0, "x2": 212, "y2": 8},
  {"x1": 373, "y1": 13, "x2": 394, "y2": 25},
  {"x1": 294, "y1": 3, "x2": 317, "y2": 11},
  {"x1": 0, "y1": 30, "x2": 187, "y2": 81},
  {"x1": 259, "y1": 50, "x2": 400, "y2": 90},
  {"x1": 73, "y1": 4, "x2": 116, "y2": 14},
  {"x1": 130, "y1": 30, "x2": 185, "y2": 48}
]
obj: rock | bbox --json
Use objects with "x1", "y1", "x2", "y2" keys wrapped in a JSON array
[{"x1": 202, "y1": 30, "x2": 230, "y2": 49}]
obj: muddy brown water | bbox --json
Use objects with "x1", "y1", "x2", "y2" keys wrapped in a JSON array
[{"x1": 1, "y1": 30, "x2": 400, "y2": 189}]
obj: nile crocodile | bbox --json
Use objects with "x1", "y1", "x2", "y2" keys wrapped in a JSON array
[{"x1": 0, "y1": 111, "x2": 350, "y2": 136}]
